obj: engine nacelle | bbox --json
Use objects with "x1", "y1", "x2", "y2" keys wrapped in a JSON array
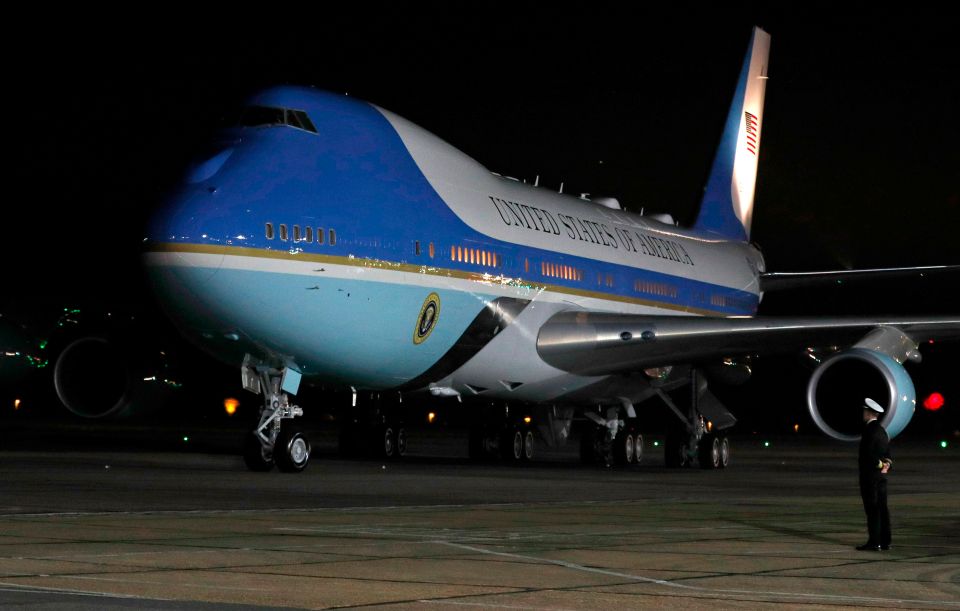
[
  {"x1": 53, "y1": 336, "x2": 137, "y2": 418},
  {"x1": 807, "y1": 347, "x2": 915, "y2": 441},
  {"x1": 53, "y1": 332, "x2": 182, "y2": 419}
]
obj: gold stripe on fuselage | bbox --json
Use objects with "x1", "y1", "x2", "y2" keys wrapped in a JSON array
[{"x1": 145, "y1": 242, "x2": 731, "y2": 317}]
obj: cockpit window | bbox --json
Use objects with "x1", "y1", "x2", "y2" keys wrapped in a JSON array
[{"x1": 237, "y1": 105, "x2": 318, "y2": 134}]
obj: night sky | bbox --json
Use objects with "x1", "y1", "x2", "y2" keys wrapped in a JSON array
[{"x1": 6, "y1": 5, "x2": 959, "y2": 428}]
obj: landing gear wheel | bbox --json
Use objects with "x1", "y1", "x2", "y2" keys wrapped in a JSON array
[
  {"x1": 501, "y1": 428, "x2": 523, "y2": 461},
  {"x1": 243, "y1": 433, "x2": 274, "y2": 472},
  {"x1": 719, "y1": 435, "x2": 730, "y2": 468},
  {"x1": 699, "y1": 434, "x2": 721, "y2": 469},
  {"x1": 377, "y1": 425, "x2": 396, "y2": 459},
  {"x1": 395, "y1": 427, "x2": 408, "y2": 458},
  {"x1": 275, "y1": 425, "x2": 311, "y2": 473},
  {"x1": 633, "y1": 433, "x2": 644, "y2": 465},
  {"x1": 522, "y1": 429, "x2": 535, "y2": 461},
  {"x1": 665, "y1": 427, "x2": 689, "y2": 468},
  {"x1": 580, "y1": 426, "x2": 597, "y2": 464},
  {"x1": 469, "y1": 426, "x2": 487, "y2": 460},
  {"x1": 614, "y1": 431, "x2": 635, "y2": 465}
]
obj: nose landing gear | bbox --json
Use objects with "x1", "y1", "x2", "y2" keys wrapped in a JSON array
[{"x1": 241, "y1": 358, "x2": 310, "y2": 473}]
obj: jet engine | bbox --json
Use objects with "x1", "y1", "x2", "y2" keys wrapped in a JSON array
[
  {"x1": 806, "y1": 328, "x2": 919, "y2": 441},
  {"x1": 48, "y1": 310, "x2": 177, "y2": 419},
  {"x1": 53, "y1": 336, "x2": 137, "y2": 418}
]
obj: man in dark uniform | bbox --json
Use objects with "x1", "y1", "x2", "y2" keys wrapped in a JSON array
[{"x1": 857, "y1": 397, "x2": 893, "y2": 551}]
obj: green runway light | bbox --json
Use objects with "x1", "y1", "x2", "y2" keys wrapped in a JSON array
[
  {"x1": 763, "y1": 441, "x2": 770, "y2": 448},
  {"x1": 183, "y1": 436, "x2": 189, "y2": 442},
  {"x1": 941, "y1": 441, "x2": 948, "y2": 449},
  {"x1": 653, "y1": 441, "x2": 660, "y2": 447}
]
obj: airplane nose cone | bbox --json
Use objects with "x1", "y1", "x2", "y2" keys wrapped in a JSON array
[{"x1": 143, "y1": 185, "x2": 228, "y2": 338}]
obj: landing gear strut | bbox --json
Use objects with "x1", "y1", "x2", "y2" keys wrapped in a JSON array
[{"x1": 241, "y1": 359, "x2": 310, "y2": 473}]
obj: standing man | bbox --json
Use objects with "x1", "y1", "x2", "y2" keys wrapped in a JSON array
[{"x1": 857, "y1": 397, "x2": 893, "y2": 551}]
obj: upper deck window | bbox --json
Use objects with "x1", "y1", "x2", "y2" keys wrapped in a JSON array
[{"x1": 237, "y1": 105, "x2": 318, "y2": 134}]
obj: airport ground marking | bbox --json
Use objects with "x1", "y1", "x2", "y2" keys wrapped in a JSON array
[{"x1": 434, "y1": 541, "x2": 960, "y2": 608}]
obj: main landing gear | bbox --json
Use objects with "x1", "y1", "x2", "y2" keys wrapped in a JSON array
[
  {"x1": 579, "y1": 403, "x2": 644, "y2": 468},
  {"x1": 338, "y1": 392, "x2": 408, "y2": 460},
  {"x1": 468, "y1": 403, "x2": 538, "y2": 463},
  {"x1": 659, "y1": 369, "x2": 734, "y2": 470},
  {"x1": 241, "y1": 359, "x2": 311, "y2": 473}
]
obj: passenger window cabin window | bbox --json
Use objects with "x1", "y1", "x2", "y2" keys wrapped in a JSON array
[
  {"x1": 293, "y1": 225, "x2": 301, "y2": 242},
  {"x1": 317, "y1": 227, "x2": 324, "y2": 245},
  {"x1": 415, "y1": 240, "x2": 421, "y2": 256},
  {"x1": 305, "y1": 226, "x2": 313, "y2": 243},
  {"x1": 265, "y1": 222, "x2": 274, "y2": 240},
  {"x1": 429, "y1": 242, "x2": 435, "y2": 258},
  {"x1": 329, "y1": 229, "x2": 336, "y2": 246},
  {"x1": 279, "y1": 224, "x2": 288, "y2": 241}
]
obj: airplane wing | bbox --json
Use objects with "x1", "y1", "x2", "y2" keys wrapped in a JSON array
[
  {"x1": 759, "y1": 265, "x2": 959, "y2": 292},
  {"x1": 537, "y1": 312, "x2": 960, "y2": 376}
]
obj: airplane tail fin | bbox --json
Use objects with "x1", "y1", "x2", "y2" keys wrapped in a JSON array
[{"x1": 693, "y1": 26, "x2": 770, "y2": 242}]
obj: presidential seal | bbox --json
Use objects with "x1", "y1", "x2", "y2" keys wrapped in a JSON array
[{"x1": 413, "y1": 293, "x2": 441, "y2": 345}]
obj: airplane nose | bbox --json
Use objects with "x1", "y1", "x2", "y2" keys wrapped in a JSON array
[{"x1": 143, "y1": 185, "x2": 227, "y2": 337}]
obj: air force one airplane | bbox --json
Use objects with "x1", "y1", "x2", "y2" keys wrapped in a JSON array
[{"x1": 144, "y1": 27, "x2": 958, "y2": 472}]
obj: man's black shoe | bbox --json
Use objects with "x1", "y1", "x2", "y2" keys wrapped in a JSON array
[{"x1": 856, "y1": 543, "x2": 881, "y2": 551}]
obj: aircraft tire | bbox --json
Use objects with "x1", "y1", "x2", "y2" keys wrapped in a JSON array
[
  {"x1": 500, "y1": 428, "x2": 523, "y2": 461},
  {"x1": 698, "y1": 434, "x2": 721, "y2": 469},
  {"x1": 665, "y1": 427, "x2": 688, "y2": 468},
  {"x1": 719, "y1": 435, "x2": 730, "y2": 468},
  {"x1": 395, "y1": 427, "x2": 408, "y2": 458},
  {"x1": 613, "y1": 431, "x2": 635, "y2": 465},
  {"x1": 579, "y1": 427, "x2": 597, "y2": 464},
  {"x1": 468, "y1": 426, "x2": 487, "y2": 460},
  {"x1": 242, "y1": 432, "x2": 274, "y2": 472},
  {"x1": 376, "y1": 425, "x2": 396, "y2": 459},
  {"x1": 275, "y1": 426, "x2": 311, "y2": 473},
  {"x1": 521, "y1": 429, "x2": 535, "y2": 461}
]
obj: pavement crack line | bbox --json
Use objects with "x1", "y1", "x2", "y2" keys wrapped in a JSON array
[{"x1": 433, "y1": 541, "x2": 960, "y2": 608}]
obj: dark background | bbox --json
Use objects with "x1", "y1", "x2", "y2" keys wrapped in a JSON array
[{"x1": 4, "y1": 4, "x2": 958, "y2": 437}]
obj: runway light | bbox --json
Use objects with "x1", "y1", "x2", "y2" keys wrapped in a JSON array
[
  {"x1": 763, "y1": 441, "x2": 770, "y2": 448},
  {"x1": 706, "y1": 420, "x2": 713, "y2": 432},
  {"x1": 523, "y1": 416, "x2": 532, "y2": 425},
  {"x1": 13, "y1": 398, "x2": 21, "y2": 410},
  {"x1": 653, "y1": 441, "x2": 660, "y2": 447},
  {"x1": 923, "y1": 393, "x2": 945, "y2": 412},
  {"x1": 941, "y1": 441, "x2": 949, "y2": 449},
  {"x1": 183, "y1": 436, "x2": 189, "y2": 443},
  {"x1": 427, "y1": 412, "x2": 436, "y2": 424},
  {"x1": 224, "y1": 398, "x2": 239, "y2": 416},
  {"x1": 793, "y1": 424, "x2": 800, "y2": 433}
]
